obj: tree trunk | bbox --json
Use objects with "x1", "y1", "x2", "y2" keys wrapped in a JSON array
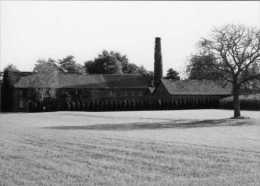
[{"x1": 233, "y1": 85, "x2": 241, "y2": 118}]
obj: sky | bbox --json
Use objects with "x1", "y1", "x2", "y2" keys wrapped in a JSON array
[{"x1": 0, "y1": 1, "x2": 260, "y2": 77}]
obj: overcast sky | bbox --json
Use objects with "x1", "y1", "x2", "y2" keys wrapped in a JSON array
[{"x1": 1, "y1": 1, "x2": 260, "y2": 77}]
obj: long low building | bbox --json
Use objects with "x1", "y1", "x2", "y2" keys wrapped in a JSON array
[
  {"x1": 12, "y1": 71, "x2": 151, "y2": 112},
  {"x1": 1, "y1": 70, "x2": 232, "y2": 112},
  {"x1": 0, "y1": 37, "x2": 232, "y2": 112}
]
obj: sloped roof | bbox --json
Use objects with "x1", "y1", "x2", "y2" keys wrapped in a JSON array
[
  {"x1": 14, "y1": 71, "x2": 149, "y2": 89},
  {"x1": 161, "y1": 79, "x2": 232, "y2": 95},
  {"x1": 14, "y1": 71, "x2": 59, "y2": 88},
  {"x1": 5, "y1": 71, "x2": 34, "y2": 86}
]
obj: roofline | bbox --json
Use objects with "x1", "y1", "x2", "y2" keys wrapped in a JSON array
[
  {"x1": 160, "y1": 79, "x2": 172, "y2": 95},
  {"x1": 162, "y1": 94, "x2": 231, "y2": 96},
  {"x1": 152, "y1": 79, "x2": 172, "y2": 96},
  {"x1": 15, "y1": 87, "x2": 148, "y2": 89}
]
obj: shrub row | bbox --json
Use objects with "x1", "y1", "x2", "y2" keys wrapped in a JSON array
[{"x1": 219, "y1": 94, "x2": 260, "y2": 110}]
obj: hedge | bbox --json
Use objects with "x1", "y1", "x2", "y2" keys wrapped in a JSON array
[{"x1": 219, "y1": 94, "x2": 260, "y2": 110}]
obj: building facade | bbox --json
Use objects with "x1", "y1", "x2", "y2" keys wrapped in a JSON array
[{"x1": 5, "y1": 72, "x2": 231, "y2": 112}]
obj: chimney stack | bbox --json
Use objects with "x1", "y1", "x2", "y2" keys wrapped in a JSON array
[{"x1": 154, "y1": 37, "x2": 163, "y2": 87}]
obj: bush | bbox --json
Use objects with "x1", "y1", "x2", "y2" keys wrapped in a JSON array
[{"x1": 219, "y1": 94, "x2": 260, "y2": 110}]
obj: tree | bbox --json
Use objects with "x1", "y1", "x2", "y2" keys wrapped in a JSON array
[
  {"x1": 84, "y1": 50, "x2": 123, "y2": 74},
  {"x1": 199, "y1": 24, "x2": 260, "y2": 118},
  {"x1": 33, "y1": 58, "x2": 59, "y2": 73},
  {"x1": 58, "y1": 55, "x2": 85, "y2": 74},
  {"x1": 165, "y1": 68, "x2": 180, "y2": 80},
  {"x1": 4, "y1": 64, "x2": 19, "y2": 72},
  {"x1": 84, "y1": 50, "x2": 148, "y2": 75},
  {"x1": 34, "y1": 56, "x2": 85, "y2": 74},
  {"x1": 186, "y1": 53, "x2": 224, "y2": 81},
  {"x1": 1, "y1": 64, "x2": 19, "y2": 112},
  {"x1": 122, "y1": 62, "x2": 139, "y2": 74}
]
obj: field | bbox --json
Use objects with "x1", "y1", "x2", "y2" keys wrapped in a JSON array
[{"x1": 0, "y1": 110, "x2": 260, "y2": 186}]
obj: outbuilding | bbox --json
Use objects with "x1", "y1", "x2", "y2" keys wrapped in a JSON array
[{"x1": 152, "y1": 79, "x2": 231, "y2": 109}]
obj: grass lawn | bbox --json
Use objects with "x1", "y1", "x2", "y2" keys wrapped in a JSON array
[{"x1": 0, "y1": 110, "x2": 260, "y2": 185}]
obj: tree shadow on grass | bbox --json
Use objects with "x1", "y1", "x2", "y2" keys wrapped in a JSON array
[{"x1": 45, "y1": 118, "x2": 252, "y2": 131}]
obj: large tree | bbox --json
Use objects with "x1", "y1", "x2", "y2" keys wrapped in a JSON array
[
  {"x1": 165, "y1": 68, "x2": 180, "y2": 80},
  {"x1": 199, "y1": 24, "x2": 260, "y2": 118}
]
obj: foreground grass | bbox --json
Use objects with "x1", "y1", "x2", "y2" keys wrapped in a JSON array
[{"x1": 0, "y1": 110, "x2": 260, "y2": 185}]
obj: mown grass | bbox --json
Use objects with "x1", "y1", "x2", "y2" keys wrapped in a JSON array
[
  {"x1": 0, "y1": 110, "x2": 260, "y2": 185},
  {"x1": 46, "y1": 118, "x2": 251, "y2": 130}
]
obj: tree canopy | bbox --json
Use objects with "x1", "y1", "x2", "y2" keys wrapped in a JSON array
[
  {"x1": 84, "y1": 50, "x2": 149, "y2": 75},
  {"x1": 186, "y1": 53, "x2": 224, "y2": 81},
  {"x1": 84, "y1": 51, "x2": 123, "y2": 74},
  {"x1": 58, "y1": 55, "x2": 85, "y2": 74},
  {"x1": 33, "y1": 58, "x2": 59, "y2": 73},
  {"x1": 4, "y1": 64, "x2": 19, "y2": 72},
  {"x1": 33, "y1": 56, "x2": 85, "y2": 74},
  {"x1": 165, "y1": 68, "x2": 180, "y2": 80},
  {"x1": 33, "y1": 51, "x2": 150, "y2": 77}
]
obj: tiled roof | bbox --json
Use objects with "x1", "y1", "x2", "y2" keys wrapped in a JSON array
[
  {"x1": 161, "y1": 79, "x2": 232, "y2": 95},
  {"x1": 6, "y1": 71, "x2": 34, "y2": 85},
  {"x1": 14, "y1": 71, "x2": 149, "y2": 89}
]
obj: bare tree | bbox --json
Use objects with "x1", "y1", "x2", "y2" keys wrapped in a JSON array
[{"x1": 200, "y1": 24, "x2": 260, "y2": 118}]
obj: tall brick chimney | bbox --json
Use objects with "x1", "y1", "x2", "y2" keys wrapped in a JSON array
[{"x1": 154, "y1": 37, "x2": 163, "y2": 87}]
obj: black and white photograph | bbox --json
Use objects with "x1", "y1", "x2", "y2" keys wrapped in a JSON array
[{"x1": 0, "y1": 1, "x2": 260, "y2": 185}]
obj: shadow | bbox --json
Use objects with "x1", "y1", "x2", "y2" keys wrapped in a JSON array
[{"x1": 44, "y1": 118, "x2": 251, "y2": 131}]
